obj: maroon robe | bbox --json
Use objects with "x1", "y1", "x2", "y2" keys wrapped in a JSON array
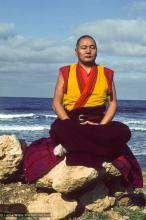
[
  {"x1": 49, "y1": 108, "x2": 143, "y2": 188},
  {"x1": 23, "y1": 64, "x2": 143, "y2": 188}
]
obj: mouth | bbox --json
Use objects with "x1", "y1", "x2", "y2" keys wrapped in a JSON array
[{"x1": 85, "y1": 56, "x2": 92, "y2": 58}]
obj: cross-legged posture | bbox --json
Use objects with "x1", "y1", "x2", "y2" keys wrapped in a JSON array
[{"x1": 50, "y1": 35, "x2": 143, "y2": 188}]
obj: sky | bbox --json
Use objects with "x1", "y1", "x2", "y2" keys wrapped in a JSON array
[{"x1": 0, "y1": 0, "x2": 146, "y2": 100}]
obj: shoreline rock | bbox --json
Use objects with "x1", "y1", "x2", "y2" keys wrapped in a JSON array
[
  {"x1": 0, "y1": 135, "x2": 24, "y2": 181},
  {"x1": 0, "y1": 134, "x2": 146, "y2": 220}
]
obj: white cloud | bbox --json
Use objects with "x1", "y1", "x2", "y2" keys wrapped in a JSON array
[
  {"x1": 108, "y1": 59, "x2": 146, "y2": 74},
  {"x1": 0, "y1": 20, "x2": 146, "y2": 99},
  {"x1": 0, "y1": 37, "x2": 73, "y2": 64},
  {"x1": 73, "y1": 19, "x2": 146, "y2": 56}
]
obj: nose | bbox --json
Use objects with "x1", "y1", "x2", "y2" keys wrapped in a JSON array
[{"x1": 86, "y1": 46, "x2": 91, "y2": 53}]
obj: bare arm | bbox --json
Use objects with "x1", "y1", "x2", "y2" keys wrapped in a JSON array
[
  {"x1": 52, "y1": 73, "x2": 70, "y2": 120},
  {"x1": 100, "y1": 80, "x2": 117, "y2": 124}
]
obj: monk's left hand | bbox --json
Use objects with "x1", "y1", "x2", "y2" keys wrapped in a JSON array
[{"x1": 80, "y1": 121, "x2": 99, "y2": 125}]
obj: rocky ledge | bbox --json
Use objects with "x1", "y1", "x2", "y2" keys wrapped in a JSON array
[{"x1": 0, "y1": 135, "x2": 146, "y2": 220}]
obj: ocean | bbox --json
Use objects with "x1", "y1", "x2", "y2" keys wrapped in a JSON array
[{"x1": 0, "y1": 97, "x2": 146, "y2": 168}]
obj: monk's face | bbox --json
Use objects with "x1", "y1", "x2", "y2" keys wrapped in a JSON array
[{"x1": 75, "y1": 37, "x2": 97, "y2": 66}]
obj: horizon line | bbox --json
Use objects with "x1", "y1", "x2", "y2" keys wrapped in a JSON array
[{"x1": 0, "y1": 96, "x2": 146, "y2": 101}]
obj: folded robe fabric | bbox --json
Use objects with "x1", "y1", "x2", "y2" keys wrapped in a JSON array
[
  {"x1": 51, "y1": 115, "x2": 143, "y2": 188},
  {"x1": 23, "y1": 136, "x2": 143, "y2": 188},
  {"x1": 66, "y1": 149, "x2": 143, "y2": 188},
  {"x1": 23, "y1": 137, "x2": 64, "y2": 183}
]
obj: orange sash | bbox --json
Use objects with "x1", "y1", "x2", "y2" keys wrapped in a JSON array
[{"x1": 73, "y1": 64, "x2": 98, "y2": 109}]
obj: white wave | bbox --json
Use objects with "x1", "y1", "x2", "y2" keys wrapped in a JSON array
[
  {"x1": 135, "y1": 152, "x2": 146, "y2": 156},
  {"x1": 130, "y1": 127, "x2": 146, "y2": 132},
  {"x1": 125, "y1": 120, "x2": 146, "y2": 125},
  {"x1": 0, "y1": 125, "x2": 50, "y2": 131},
  {"x1": 0, "y1": 113, "x2": 35, "y2": 119},
  {"x1": 45, "y1": 114, "x2": 57, "y2": 118}
]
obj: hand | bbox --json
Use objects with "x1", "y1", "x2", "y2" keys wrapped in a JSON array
[{"x1": 80, "y1": 120, "x2": 99, "y2": 125}]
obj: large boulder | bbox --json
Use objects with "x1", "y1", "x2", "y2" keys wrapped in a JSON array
[
  {"x1": 0, "y1": 182, "x2": 78, "y2": 220},
  {"x1": 36, "y1": 158, "x2": 98, "y2": 194},
  {"x1": 0, "y1": 135, "x2": 23, "y2": 180},
  {"x1": 36, "y1": 158, "x2": 122, "y2": 194},
  {"x1": 27, "y1": 192, "x2": 77, "y2": 220}
]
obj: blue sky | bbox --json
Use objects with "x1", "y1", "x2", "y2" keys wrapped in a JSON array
[{"x1": 0, "y1": 0, "x2": 146, "y2": 99}]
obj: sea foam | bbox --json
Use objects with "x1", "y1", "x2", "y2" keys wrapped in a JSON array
[
  {"x1": 0, "y1": 113, "x2": 35, "y2": 119},
  {"x1": 0, "y1": 125, "x2": 50, "y2": 131}
]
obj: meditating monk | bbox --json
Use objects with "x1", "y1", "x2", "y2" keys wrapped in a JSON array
[{"x1": 49, "y1": 35, "x2": 143, "y2": 188}]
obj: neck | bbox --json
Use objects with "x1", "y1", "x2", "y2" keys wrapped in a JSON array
[{"x1": 78, "y1": 62, "x2": 95, "y2": 73}]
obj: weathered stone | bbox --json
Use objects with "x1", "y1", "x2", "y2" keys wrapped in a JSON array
[
  {"x1": 0, "y1": 182, "x2": 37, "y2": 209},
  {"x1": 117, "y1": 196, "x2": 130, "y2": 207},
  {"x1": 0, "y1": 134, "x2": 145, "y2": 219},
  {"x1": 5, "y1": 217, "x2": 17, "y2": 220},
  {"x1": 79, "y1": 180, "x2": 115, "y2": 212},
  {"x1": 115, "y1": 189, "x2": 145, "y2": 208},
  {"x1": 129, "y1": 205, "x2": 141, "y2": 211},
  {"x1": 0, "y1": 135, "x2": 23, "y2": 180},
  {"x1": 27, "y1": 192, "x2": 77, "y2": 220},
  {"x1": 36, "y1": 158, "x2": 98, "y2": 194},
  {"x1": 102, "y1": 162, "x2": 121, "y2": 176},
  {"x1": 105, "y1": 210, "x2": 130, "y2": 220}
]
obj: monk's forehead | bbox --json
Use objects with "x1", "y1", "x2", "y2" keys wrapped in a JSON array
[{"x1": 78, "y1": 37, "x2": 96, "y2": 45}]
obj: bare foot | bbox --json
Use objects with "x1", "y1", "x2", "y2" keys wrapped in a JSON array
[{"x1": 53, "y1": 144, "x2": 67, "y2": 157}]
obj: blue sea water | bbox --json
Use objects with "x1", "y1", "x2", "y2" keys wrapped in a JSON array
[{"x1": 0, "y1": 97, "x2": 146, "y2": 168}]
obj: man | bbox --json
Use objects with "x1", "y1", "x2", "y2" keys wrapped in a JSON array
[
  {"x1": 52, "y1": 35, "x2": 116, "y2": 124},
  {"x1": 49, "y1": 35, "x2": 143, "y2": 188}
]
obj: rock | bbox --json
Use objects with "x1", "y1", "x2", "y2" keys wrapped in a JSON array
[
  {"x1": 115, "y1": 189, "x2": 146, "y2": 208},
  {"x1": 129, "y1": 205, "x2": 141, "y2": 211},
  {"x1": 105, "y1": 210, "x2": 130, "y2": 220},
  {"x1": 0, "y1": 183, "x2": 77, "y2": 219},
  {"x1": 27, "y1": 192, "x2": 77, "y2": 220},
  {"x1": 117, "y1": 195, "x2": 130, "y2": 207},
  {"x1": 0, "y1": 135, "x2": 23, "y2": 180},
  {"x1": 5, "y1": 217, "x2": 17, "y2": 220},
  {"x1": 0, "y1": 182, "x2": 37, "y2": 206},
  {"x1": 79, "y1": 180, "x2": 115, "y2": 212},
  {"x1": 36, "y1": 158, "x2": 98, "y2": 194},
  {"x1": 102, "y1": 162, "x2": 121, "y2": 176},
  {"x1": 0, "y1": 134, "x2": 145, "y2": 219}
]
